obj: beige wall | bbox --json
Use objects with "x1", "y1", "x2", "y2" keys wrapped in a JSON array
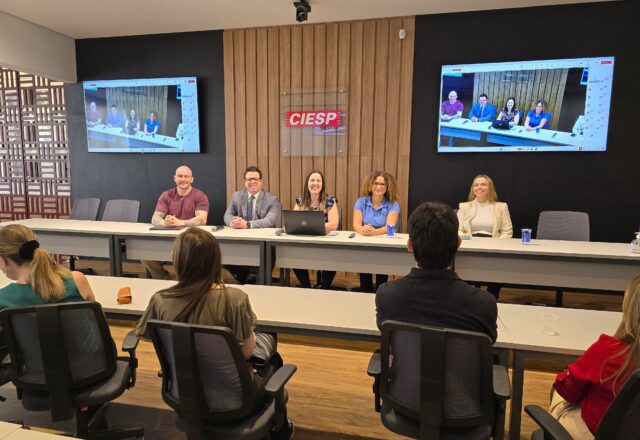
[{"x1": 223, "y1": 17, "x2": 415, "y2": 229}]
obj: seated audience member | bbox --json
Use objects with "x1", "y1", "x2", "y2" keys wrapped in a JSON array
[
  {"x1": 143, "y1": 165, "x2": 209, "y2": 279},
  {"x1": 224, "y1": 165, "x2": 282, "y2": 283},
  {"x1": 525, "y1": 99, "x2": 552, "y2": 131},
  {"x1": 86, "y1": 101, "x2": 102, "y2": 127},
  {"x1": 458, "y1": 174, "x2": 512, "y2": 239},
  {"x1": 550, "y1": 276, "x2": 640, "y2": 439},
  {"x1": 144, "y1": 111, "x2": 161, "y2": 135},
  {"x1": 106, "y1": 104, "x2": 124, "y2": 128},
  {"x1": 292, "y1": 170, "x2": 339, "y2": 289},
  {"x1": 440, "y1": 90, "x2": 463, "y2": 121},
  {"x1": 0, "y1": 224, "x2": 95, "y2": 309},
  {"x1": 376, "y1": 202, "x2": 497, "y2": 342},
  {"x1": 123, "y1": 109, "x2": 140, "y2": 134},
  {"x1": 469, "y1": 93, "x2": 497, "y2": 122},
  {"x1": 353, "y1": 171, "x2": 400, "y2": 293},
  {"x1": 496, "y1": 97, "x2": 521, "y2": 126},
  {"x1": 135, "y1": 227, "x2": 293, "y2": 439}
]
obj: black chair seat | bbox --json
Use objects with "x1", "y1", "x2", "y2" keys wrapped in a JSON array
[
  {"x1": 75, "y1": 361, "x2": 131, "y2": 406},
  {"x1": 381, "y1": 404, "x2": 492, "y2": 440},
  {"x1": 175, "y1": 390, "x2": 289, "y2": 440}
]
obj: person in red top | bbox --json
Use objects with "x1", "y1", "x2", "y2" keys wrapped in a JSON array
[
  {"x1": 550, "y1": 276, "x2": 640, "y2": 438},
  {"x1": 142, "y1": 165, "x2": 209, "y2": 279}
]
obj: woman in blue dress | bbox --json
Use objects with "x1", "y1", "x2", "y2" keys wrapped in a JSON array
[
  {"x1": 352, "y1": 170, "x2": 400, "y2": 292},
  {"x1": 525, "y1": 99, "x2": 551, "y2": 131}
]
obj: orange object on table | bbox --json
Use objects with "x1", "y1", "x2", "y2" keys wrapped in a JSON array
[{"x1": 117, "y1": 287, "x2": 132, "y2": 304}]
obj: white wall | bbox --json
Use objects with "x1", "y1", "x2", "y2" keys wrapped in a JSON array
[{"x1": 0, "y1": 11, "x2": 76, "y2": 82}]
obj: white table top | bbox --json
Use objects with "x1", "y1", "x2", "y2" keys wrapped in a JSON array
[
  {"x1": 4, "y1": 218, "x2": 639, "y2": 261},
  {"x1": 85, "y1": 276, "x2": 621, "y2": 357},
  {"x1": 0, "y1": 423, "x2": 22, "y2": 439}
]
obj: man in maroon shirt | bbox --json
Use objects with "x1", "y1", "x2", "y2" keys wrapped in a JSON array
[{"x1": 143, "y1": 165, "x2": 209, "y2": 278}]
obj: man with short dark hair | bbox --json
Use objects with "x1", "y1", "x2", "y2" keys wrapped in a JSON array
[
  {"x1": 375, "y1": 202, "x2": 497, "y2": 342},
  {"x1": 469, "y1": 93, "x2": 497, "y2": 122},
  {"x1": 106, "y1": 104, "x2": 125, "y2": 128}
]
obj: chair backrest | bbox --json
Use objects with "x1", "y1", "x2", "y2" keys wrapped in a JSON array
[
  {"x1": 0, "y1": 302, "x2": 117, "y2": 421},
  {"x1": 147, "y1": 320, "x2": 256, "y2": 427},
  {"x1": 536, "y1": 211, "x2": 590, "y2": 241},
  {"x1": 102, "y1": 199, "x2": 140, "y2": 222},
  {"x1": 70, "y1": 198, "x2": 101, "y2": 221},
  {"x1": 379, "y1": 320, "x2": 493, "y2": 438},
  {"x1": 596, "y1": 369, "x2": 640, "y2": 440}
]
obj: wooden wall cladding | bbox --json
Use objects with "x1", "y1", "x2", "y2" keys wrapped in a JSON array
[
  {"x1": 223, "y1": 17, "x2": 415, "y2": 229},
  {"x1": 0, "y1": 67, "x2": 70, "y2": 221}
]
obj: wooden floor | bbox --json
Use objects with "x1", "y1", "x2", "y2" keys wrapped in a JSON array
[{"x1": 4, "y1": 259, "x2": 620, "y2": 439}]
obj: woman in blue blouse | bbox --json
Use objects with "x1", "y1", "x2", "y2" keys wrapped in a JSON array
[
  {"x1": 293, "y1": 170, "x2": 339, "y2": 289},
  {"x1": 0, "y1": 224, "x2": 94, "y2": 309},
  {"x1": 353, "y1": 171, "x2": 400, "y2": 292},
  {"x1": 144, "y1": 111, "x2": 161, "y2": 135},
  {"x1": 525, "y1": 99, "x2": 551, "y2": 131}
]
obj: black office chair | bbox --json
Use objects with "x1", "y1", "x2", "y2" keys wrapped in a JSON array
[
  {"x1": 537, "y1": 211, "x2": 590, "y2": 307},
  {"x1": 68, "y1": 197, "x2": 101, "y2": 270},
  {"x1": 525, "y1": 369, "x2": 640, "y2": 440},
  {"x1": 0, "y1": 302, "x2": 143, "y2": 439},
  {"x1": 368, "y1": 320, "x2": 510, "y2": 439},
  {"x1": 147, "y1": 319, "x2": 296, "y2": 440}
]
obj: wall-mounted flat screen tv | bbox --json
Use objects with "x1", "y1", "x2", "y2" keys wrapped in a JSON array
[
  {"x1": 437, "y1": 57, "x2": 614, "y2": 153},
  {"x1": 83, "y1": 77, "x2": 200, "y2": 153}
]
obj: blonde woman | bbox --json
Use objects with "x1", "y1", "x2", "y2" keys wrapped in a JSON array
[
  {"x1": 550, "y1": 276, "x2": 640, "y2": 439},
  {"x1": 457, "y1": 174, "x2": 513, "y2": 238},
  {"x1": 0, "y1": 224, "x2": 94, "y2": 309},
  {"x1": 353, "y1": 171, "x2": 400, "y2": 292}
]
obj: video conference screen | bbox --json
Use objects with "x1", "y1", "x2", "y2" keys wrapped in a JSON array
[
  {"x1": 437, "y1": 57, "x2": 614, "y2": 153},
  {"x1": 83, "y1": 77, "x2": 200, "y2": 153}
]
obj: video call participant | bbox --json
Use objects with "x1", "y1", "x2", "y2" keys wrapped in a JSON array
[
  {"x1": 224, "y1": 166, "x2": 282, "y2": 283},
  {"x1": 86, "y1": 101, "x2": 102, "y2": 127},
  {"x1": 496, "y1": 97, "x2": 521, "y2": 127},
  {"x1": 376, "y1": 202, "x2": 497, "y2": 342},
  {"x1": 123, "y1": 109, "x2": 140, "y2": 134},
  {"x1": 440, "y1": 90, "x2": 463, "y2": 121},
  {"x1": 135, "y1": 228, "x2": 294, "y2": 439},
  {"x1": 144, "y1": 111, "x2": 161, "y2": 135},
  {"x1": 550, "y1": 276, "x2": 640, "y2": 439},
  {"x1": 106, "y1": 104, "x2": 124, "y2": 128},
  {"x1": 525, "y1": 99, "x2": 552, "y2": 131},
  {"x1": 292, "y1": 170, "x2": 339, "y2": 289},
  {"x1": 0, "y1": 224, "x2": 95, "y2": 309},
  {"x1": 469, "y1": 94, "x2": 496, "y2": 122},
  {"x1": 143, "y1": 166, "x2": 209, "y2": 280},
  {"x1": 353, "y1": 171, "x2": 400, "y2": 293}
]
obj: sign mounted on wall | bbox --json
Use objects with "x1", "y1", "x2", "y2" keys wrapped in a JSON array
[{"x1": 285, "y1": 110, "x2": 341, "y2": 127}]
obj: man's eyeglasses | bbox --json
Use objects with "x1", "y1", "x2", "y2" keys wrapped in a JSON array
[
  {"x1": 245, "y1": 178, "x2": 261, "y2": 182},
  {"x1": 175, "y1": 174, "x2": 193, "y2": 179}
]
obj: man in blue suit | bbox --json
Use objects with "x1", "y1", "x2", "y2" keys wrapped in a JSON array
[{"x1": 469, "y1": 94, "x2": 496, "y2": 122}]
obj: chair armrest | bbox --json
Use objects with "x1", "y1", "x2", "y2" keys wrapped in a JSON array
[
  {"x1": 122, "y1": 331, "x2": 140, "y2": 353},
  {"x1": 524, "y1": 405, "x2": 573, "y2": 440},
  {"x1": 492, "y1": 364, "x2": 511, "y2": 400},
  {"x1": 265, "y1": 364, "x2": 297, "y2": 395},
  {"x1": 367, "y1": 350, "x2": 381, "y2": 378}
]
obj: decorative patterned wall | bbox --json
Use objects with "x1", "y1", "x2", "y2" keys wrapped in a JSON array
[{"x1": 0, "y1": 67, "x2": 70, "y2": 221}]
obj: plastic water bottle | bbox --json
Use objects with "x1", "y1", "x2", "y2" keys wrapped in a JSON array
[{"x1": 631, "y1": 232, "x2": 640, "y2": 254}]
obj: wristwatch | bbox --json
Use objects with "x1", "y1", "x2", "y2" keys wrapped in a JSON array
[{"x1": 247, "y1": 221, "x2": 252, "y2": 229}]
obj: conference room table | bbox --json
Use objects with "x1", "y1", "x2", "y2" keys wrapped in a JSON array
[
  {"x1": 87, "y1": 125, "x2": 184, "y2": 150},
  {"x1": 440, "y1": 118, "x2": 582, "y2": 147},
  {"x1": 71, "y1": 276, "x2": 619, "y2": 440},
  {"x1": 2, "y1": 218, "x2": 639, "y2": 293},
  {"x1": 0, "y1": 422, "x2": 68, "y2": 439}
]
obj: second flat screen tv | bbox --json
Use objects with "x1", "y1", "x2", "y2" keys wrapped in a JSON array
[
  {"x1": 437, "y1": 56, "x2": 614, "y2": 153},
  {"x1": 83, "y1": 77, "x2": 200, "y2": 153}
]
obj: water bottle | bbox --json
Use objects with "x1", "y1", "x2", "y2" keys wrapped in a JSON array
[{"x1": 631, "y1": 232, "x2": 640, "y2": 254}]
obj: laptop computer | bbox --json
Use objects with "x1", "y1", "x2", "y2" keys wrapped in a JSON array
[
  {"x1": 283, "y1": 210, "x2": 326, "y2": 236},
  {"x1": 492, "y1": 119, "x2": 510, "y2": 129}
]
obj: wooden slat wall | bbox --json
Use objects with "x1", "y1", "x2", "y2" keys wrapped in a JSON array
[
  {"x1": 224, "y1": 17, "x2": 415, "y2": 229},
  {"x1": 473, "y1": 69, "x2": 568, "y2": 130}
]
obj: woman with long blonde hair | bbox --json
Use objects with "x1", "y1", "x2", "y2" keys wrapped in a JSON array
[
  {"x1": 0, "y1": 224, "x2": 94, "y2": 308},
  {"x1": 550, "y1": 276, "x2": 640, "y2": 438}
]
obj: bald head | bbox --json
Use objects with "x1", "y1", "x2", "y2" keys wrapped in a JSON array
[{"x1": 174, "y1": 165, "x2": 194, "y2": 195}]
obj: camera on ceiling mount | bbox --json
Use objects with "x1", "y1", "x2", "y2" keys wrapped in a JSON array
[{"x1": 294, "y1": 1, "x2": 311, "y2": 23}]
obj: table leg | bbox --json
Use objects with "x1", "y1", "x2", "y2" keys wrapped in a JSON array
[
  {"x1": 110, "y1": 235, "x2": 122, "y2": 277},
  {"x1": 265, "y1": 242, "x2": 273, "y2": 285},
  {"x1": 508, "y1": 351, "x2": 525, "y2": 440}
]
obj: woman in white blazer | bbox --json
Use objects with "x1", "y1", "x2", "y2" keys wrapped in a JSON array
[{"x1": 458, "y1": 174, "x2": 513, "y2": 238}]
